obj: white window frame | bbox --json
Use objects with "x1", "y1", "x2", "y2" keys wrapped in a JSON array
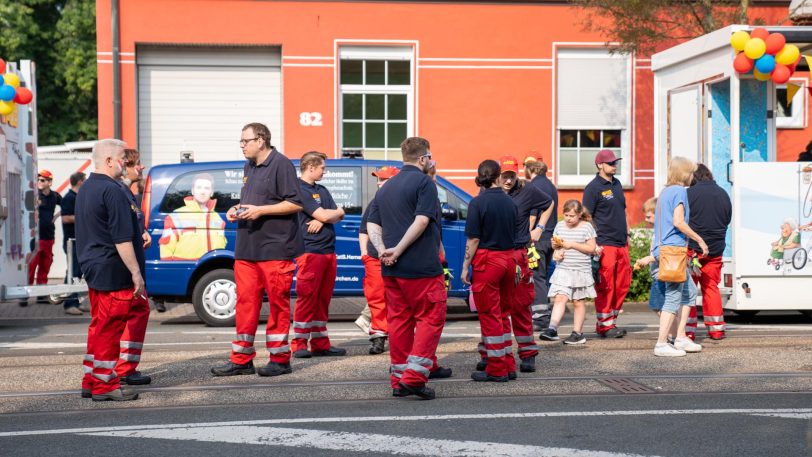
[
  {"x1": 556, "y1": 48, "x2": 632, "y2": 187},
  {"x1": 338, "y1": 46, "x2": 414, "y2": 160},
  {"x1": 776, "y1": 79, "x2": 807, "y2": 129}
]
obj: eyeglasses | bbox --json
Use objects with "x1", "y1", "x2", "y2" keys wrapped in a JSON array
[
  {"x1": 37, "y1": 178, "x2": 50, "y2": 183},
  {"x1": 239, "y1": 137, "x2": 259, "y2": 146},
  {"x1": 606, "y1": 160, "x2": 620, "y2": 167},
  {"x1": 418, "y1": 152, "x2": 432, "y2": 160}
]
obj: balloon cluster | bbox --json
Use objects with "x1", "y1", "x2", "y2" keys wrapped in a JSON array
[
  {"x1": 0, "y1": 58, "x2": 34, "y2": 116},
  {"x1": 730, "y1": 28, "x2": 800, "y2": 84}
]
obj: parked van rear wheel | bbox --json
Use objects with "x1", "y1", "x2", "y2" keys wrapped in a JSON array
[{"x1": 192, "y1": 269, "x2": 237, "y2": 327}]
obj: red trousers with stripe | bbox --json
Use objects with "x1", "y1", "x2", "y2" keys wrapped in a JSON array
[
  {"x1": 362, "y1": 255, "x2": 388, "y2": 339},
  {"x1": 230, "y1": 260, "x2": 295, "y2": 365},
  {"x1": 292, "y1": 253, "x2": 337, "y2": 352},
  {"x1": 471, "y1": 249, "x2": 514, "y2": 378},
  {"x1": 82, "y1": 288, "x2": 149, "y2": 395},
  {"x1": 594, "y1": 245, "x2": 632, "y2": 334},
  {"x1": 688, "y1": 254, "x2": 725, "y2": 339},
  {"x1": 28, "y1": 239, "x2": 55, "y2": 285},
  {"x1": 384, "y1": 275, "x2": 447, "y2": 388},
  {"x1": 508, "y1": 249, "x2": 539, "y2": 360}
]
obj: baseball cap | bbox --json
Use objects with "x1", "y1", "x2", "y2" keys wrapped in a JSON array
[
  {"x1": 523, "y1": 155, "x2": 540, "y2": 164},
  {"x1": 371, "y1": 166, "x2": 400, "y2": 180},
  {"x1": 498, "y1": 155, "x2": 519, "y2": 174},
  {"x1": 594, "y1": 149, "x2": 622, "y2": 165},
  {"x1": 38, "y1": 169, "x2": 53, "y2": 180}
]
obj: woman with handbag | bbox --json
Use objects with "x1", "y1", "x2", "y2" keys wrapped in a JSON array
[{"x1": 652, "y1": 157, "x2": 708, "y2": 357}]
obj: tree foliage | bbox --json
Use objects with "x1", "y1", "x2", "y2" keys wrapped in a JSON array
[
  {"x1": 0, "y1": 0, "x2": 96, "y2": 145},
  {"x1": 569, "y1": 0, "x2": 770, "y2": 55}
]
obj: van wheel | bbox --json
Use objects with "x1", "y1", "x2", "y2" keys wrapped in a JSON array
[{"x1": 192, "y1": 269, "x2": 237, "y2": 327}]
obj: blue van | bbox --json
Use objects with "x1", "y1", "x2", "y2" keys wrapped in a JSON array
[{"x1": 142, "y1": 159, "x2": 472, "y2": 326}]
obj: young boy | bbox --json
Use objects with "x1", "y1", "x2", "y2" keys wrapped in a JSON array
[{"x1": 634, "y1": 198, "x2": 666, "y2": 315}]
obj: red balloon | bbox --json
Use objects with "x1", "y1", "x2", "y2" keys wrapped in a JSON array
[
  {"x1": 751, "y1": 28, "x2": 770, "y2": 40},
  {"x1": 0, "y1": 58, "x2": 5, "y2": 74},
  {"x1": 733, "y1": 52, "x2": 754, "y2": 73},
  {"x1": 13, "y1": 87, "x2": 32, "y2": 105},
  {"x1": 789, "y1": 62, "x2": 797, "y2": 73},
  {"x1": 765, "y1": 33, "x2": 786, "y2": 55},
  {"x1": 772, "y1": 64, "x2": 792, "y2": 84}
]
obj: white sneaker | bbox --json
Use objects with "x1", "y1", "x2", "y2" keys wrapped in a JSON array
[
  {"x1": 354, "y1": 315, "x2": 371, "y2": 334},
  {"x1": 674, "y1": 337, "x2": 702, "y2": 353},
  {"x1": 654, "y1": 342, "x2": 687, "y2": 357}
]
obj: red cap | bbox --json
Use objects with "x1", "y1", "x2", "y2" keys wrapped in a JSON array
[
  {"x1": 594, "y1": 149, "x2": 622, "y2": 165},
  {"x1": 371, "y1": 166, "x2": 400, "y2": 180},
  {"x1": 498, "y1": 155, "x2": 519, "y2": 174},
  {"x1": 38, "y1": 169, "x2": 53, "y2": 180}
]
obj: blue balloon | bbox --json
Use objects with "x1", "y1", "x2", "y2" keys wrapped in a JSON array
[
  {"x1": 755, "y1": 54, "x2": 776, "y2": 74},
  {"x1": 0, "y1": 75, "x2": 4, "y2": 86},
  {"x1": 0, "y1": 85, "x2": 15, "y2": 102}
]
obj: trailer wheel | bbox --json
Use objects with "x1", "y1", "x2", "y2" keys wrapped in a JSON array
[
  {"x1": 192, "y1": 268, "x2": 237, "y2": 327},
  {"x1": 792, "y1": 249, "x2": 807, "y2": 270}
]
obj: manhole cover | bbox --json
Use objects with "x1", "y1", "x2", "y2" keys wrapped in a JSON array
[{"x1": 596, "y1": 377, "x2": 657, "y2": 394}]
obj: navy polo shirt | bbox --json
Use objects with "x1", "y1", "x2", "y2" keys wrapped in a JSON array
[
  {"x1": 508, "y1": 183, "x2": 552, "y2": 249},
  {"x1": 529, "y1": 174, "x2": 559, "y2": 241},
  {"x1": 37, "y1": 190, "x2": 61, "y2": 241},
  {"x1": 75, "y1": 173, "x2": 145, "y2": 291},
  {"x1": 359, "y1": 199, "x2": 380, "y2": 259},
  {"x1": 465, "y1": 187, "x2": 517, "y2": 251},
  {"x1": 236, "y1": 148, "x2": 304, "y2": 261},
  {"x1": 61, "y1": 189, "x2": 77, "y2": 242},
  {"x1": 687, "y1": 181, "x2": 732, "y2": 257},
  {"x1": 583, "y1": 173, "x2": 628, "y2": 247},
  {"x1": 367, "y1": 165, "x2": 442, "y2": 278},
  {"x1": 299, "y1": 179, "x2": 337, "y2": 254}
]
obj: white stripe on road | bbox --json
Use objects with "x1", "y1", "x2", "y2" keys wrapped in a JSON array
[
  {"x1": 1, "y1": 408, "x2": 810, "y2": 438},
  {"x1": 83, "y1": 425, "x2": 658, "y2": 457}
]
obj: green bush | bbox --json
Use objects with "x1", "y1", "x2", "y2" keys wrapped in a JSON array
[{"x1": 627, "y1": 225, "x2": 653, "y2": 302}]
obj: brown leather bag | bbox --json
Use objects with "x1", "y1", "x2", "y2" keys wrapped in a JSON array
[{"x1": 656, "y1": 199, "x2": 688, "y2": 283}]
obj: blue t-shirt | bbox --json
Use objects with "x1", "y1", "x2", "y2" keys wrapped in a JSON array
[
  {"x1": 652, "y1": 185, "x2": 690, "y2": 258},
  {"x1": 298, "y1": 179, "x2": 337, "y2": 254},
  {"x1": 367, "y1": 165, "x2": 442, "y2": 278},
  {"x1": 465, "y1": 187, "x2": 517, "y2": 251}
]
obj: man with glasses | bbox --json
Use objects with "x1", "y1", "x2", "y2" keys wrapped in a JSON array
[
  {"x1": 583, "y1": 149, "x2": 631, "y2": 338},
  {"x1": 28, "y1": 170, "x2": 62, "y2": 289},
  {"x1": 211, "y1": 122, "x2": 304, "y2": 378},
  {"x1": 367, "y1": 137, "x2": 448, "y2": 400}
]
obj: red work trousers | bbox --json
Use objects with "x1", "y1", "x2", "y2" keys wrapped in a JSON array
[
  {"x1": 384, "y1": 274, "x2": 447, "y2": 388},
  {"x1": 509, "y1": 249, "x2": 539, "y2": 360},
  {"x1": 594, "y1": 245, "x2": 632, "y2": 334},
  {"x1": 471, "y1": 249, "x2": 514, "y2": 378},
  {"x1": 688, "y1": 255, "x2": 725, "y2": 339},
  {"x1": 231, "y1": 260, "x2": 295, "y2": 365},
  {"x1": 81, "y1": 288, "x2": 149, "y2": 395},
  {"x1": 28, "y1": 239, "x2": 55, "y2": 285},
  {"x1": 362, "y1": 255, "x2": 388, "y2": 339},
  {"x1": 292, "y1": 253, "x2": 337, "y2": 352}
]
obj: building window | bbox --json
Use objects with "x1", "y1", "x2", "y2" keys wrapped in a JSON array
[
  {"x1": 556, "y1": 48, "x2": 631, "y2": 186},
  {"x1": 776, "y1": 81, "x2": 806, "y2": 129},
  {"x1": 339, "y1": 46, "x2": 413, "y2": 160}
]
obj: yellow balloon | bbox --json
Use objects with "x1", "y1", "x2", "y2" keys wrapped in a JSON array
[
  {"x1": 775, "y1": 44, "x2": 800, "y2": 65},
  {"x1": 0, "y1": 100, "x2": 14, "y2": 115},
  {"x1": 753, "y1": 68, "x2": 771, "y2": 81},
  {"x1": 730, "y1": 30, "x2": 750, "y2": 51},
  {"x1": 3, "y1": 73, "x2": 19, "y2": 88},
  {"x1": 744, "y1": 38, "x2": 766, "y2": 60}
]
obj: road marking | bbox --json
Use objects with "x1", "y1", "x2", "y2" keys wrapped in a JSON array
[
  {"x1": 83, "y1": 425, "x2": 659, "y2": 457},
  {"x1": 1, "y1": 408, "x2": 810, "y2": 438}
]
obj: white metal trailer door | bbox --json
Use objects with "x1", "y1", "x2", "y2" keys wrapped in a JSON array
[{"x1": 667, "y1": 85, "x2": 703, "y2": 164}]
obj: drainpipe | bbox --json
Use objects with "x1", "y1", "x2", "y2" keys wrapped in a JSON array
[{"x1": 112, "y1": 0, "x2": 122, "y2": 139}]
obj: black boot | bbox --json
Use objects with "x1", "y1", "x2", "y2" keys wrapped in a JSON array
[
  {"x1": 120, "y1": 371, "x2": 152, "y2": 385},
  {"x1": 519, "y1": 357, "x2": 536, "y2": 373},
  {"x1": 470, "y1": 371, "x2": 509, "y2": 383},
  {"x1": 428, "y1": 367, "x2": 452, "y2": 379},
  {"x1": 211, "y1": 360, "x2": 255, "y2": 376},
  {"x1": 475, "y1": 358, "x2": 488, "y2": 371},
  {"x1": 312, "y1": 347, "x2": 347, "y2": 357},
  {"x1": 397, "y1": 382, "x2": 435, "y2": 400},
  {"x1": 257, "y1": 361, "x2": 292, "y2": 377},
  {"x1": 369, "y1": 337, "x2": 386, "y2": 355}
]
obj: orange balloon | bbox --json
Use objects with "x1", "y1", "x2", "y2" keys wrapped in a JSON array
[
  {"x1": 765, "y1": 33, "x2": 786, "y2": 55},
  {"x1": 751, "y1": 28, "x2": 769, "y2": 40},
  {"x1": 772, "y1": 64, "x2": 792, "y2": 84},
  {"x1": 733, "y1": 52, "x2": 754, "y2": 73}
]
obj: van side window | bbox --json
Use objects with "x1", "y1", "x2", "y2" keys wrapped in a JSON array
[
  {"x1": 160, "y1": 169, "x2": 243, "y2": 213},
  {"x1": 298, "y1": 166, "x2": 363, "y2": 215},
  {"x1": 436, "y1": 183, "x2": 467, "y2": 220}
]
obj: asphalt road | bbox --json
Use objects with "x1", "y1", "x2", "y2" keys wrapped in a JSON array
[{"x1": 0, "y1": 307, "x2": 810, "y2": 456}]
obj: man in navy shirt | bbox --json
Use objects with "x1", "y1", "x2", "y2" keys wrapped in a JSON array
[
  {"x1": 367, "y1": 137, "x2": 447, "y2": 400},
  {"x1": 60, "y1": 172, "x2": 86, "y2": 314},
  {"x1": 524, "y1": 156, "x2": 559, "y2": 330},
  {"x1": 212, "y1": 122, "x2": 303, "y2": 378},
  {"x1": 76, "y1": 139, "x2": 146, "y2": 401},
  {"x1": 28, "y1": 169, "x2": 61, "y2": 286},
  {"x1": 582, "y1": 149, "x2": 631, "y2": 338},
  {"x1": 292, "y1": 151, "x2": 347, "y2": 358}
]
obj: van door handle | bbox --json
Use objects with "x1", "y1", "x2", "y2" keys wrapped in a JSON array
[{"x1": 341, "y1": 223, "x2": 361, "y2": 231}]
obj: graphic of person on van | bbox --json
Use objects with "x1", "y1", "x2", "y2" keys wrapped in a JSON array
[
  {"x1": 159, "y1": 173, "x2": 227, "y2": 260},
  {"x1": 768, "y1": 218, "x2": 801, "y2": 266}
]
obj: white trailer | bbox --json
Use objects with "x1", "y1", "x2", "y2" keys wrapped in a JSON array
[
  {"x1": 0, "y1": 60, "x2": 87, "y2": 302},
  {"x1": 652, "y1": 25, "x2": 812, "y2": 316}
]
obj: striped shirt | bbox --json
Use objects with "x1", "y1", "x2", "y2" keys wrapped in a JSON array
[{"x1": 553, "y1": 221, "x2": 597, "y2": 272}]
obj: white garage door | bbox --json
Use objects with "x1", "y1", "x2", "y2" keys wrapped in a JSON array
[{"x1": 137, "y1": 46, "x2": 282, "y2": 167}]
